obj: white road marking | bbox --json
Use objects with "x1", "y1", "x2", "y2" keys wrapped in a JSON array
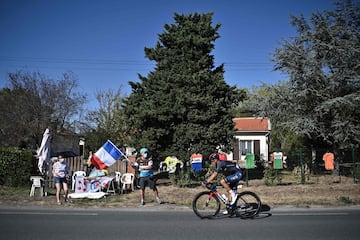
[
  {"x1": 0, "y1": 211, "x2": 98, "y2": 216},
  {"x1": 273, "y1": 212, "x2": 348, "y2": 216}
]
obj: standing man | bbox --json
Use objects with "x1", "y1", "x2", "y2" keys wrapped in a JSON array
[
  {"x1": 135, "y1": 148, "x2": 161, "y2": 206},
  {"x1": 52, "y1": 155, "x2": 70, "y2": 205}
]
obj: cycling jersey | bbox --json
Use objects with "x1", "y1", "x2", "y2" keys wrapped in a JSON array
[{"x1": 215, "y1": 160, "x2": 242, "y2": 176}]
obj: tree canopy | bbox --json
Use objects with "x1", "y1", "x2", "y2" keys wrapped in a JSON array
[
  {"x1": 0, "y1": 70, "x2": 86, "y2": 148},
  {"x1": 84, "y1": 87, "x2": 128, "y2": 153},
  {"x1": 271, "y1": 0, "x2": 360, "y2": 149},
  {"x1": 123, "y1": 13, "x2": 245, "y2": 161}
]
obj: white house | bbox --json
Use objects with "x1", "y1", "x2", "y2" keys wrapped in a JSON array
[{"x1": 228, "y1": 117, "x2": 271, "y2": 167}]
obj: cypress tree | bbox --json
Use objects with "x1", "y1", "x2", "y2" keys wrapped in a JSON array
[{"x1": 124, "y1": 13, "x2": 243, "y2": 161}]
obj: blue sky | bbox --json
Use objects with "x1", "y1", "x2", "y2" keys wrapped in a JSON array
[{"x1": 0, "y1": 0, "x2": 335, "y2": 109}]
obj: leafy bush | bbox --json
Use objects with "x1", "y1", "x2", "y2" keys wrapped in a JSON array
[
  {"x1": 169, "y1": 170, "x2": 191, "y2": 188},
  {"x1": 292, "y1": 165, "x2": 311, "y2": 184},
  {"x1": 263, "y1": 168, "x2": 282, "y2": 186},
  {"x1": 0, "y1": 147, "x2": 33, "y2": 187},
  {"x1": 337, "y1": 196, "x2": 352, "y2": 204}
]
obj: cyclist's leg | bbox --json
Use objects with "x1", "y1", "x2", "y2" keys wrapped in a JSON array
[
  {"x1": 219, "y1": 178, "x2": 233, "y2": 204},
  {"x1": 223, "y1": 172, "x2": 242, "y2": 203},
  {"x1": 229, "y1": 171, "x2": 243, "y2": 191},
  {"x1": 219, "y1": 178, "x2": 231, "y2": 192}
]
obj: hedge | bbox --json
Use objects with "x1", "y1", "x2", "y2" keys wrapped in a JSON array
[{"x1": 0, "y1": 147, "x2": 33, "y2": 187}]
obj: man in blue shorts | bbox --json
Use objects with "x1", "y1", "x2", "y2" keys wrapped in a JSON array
[{"x1": 204, "y1": 153, "x2": 243, "y2": 206}]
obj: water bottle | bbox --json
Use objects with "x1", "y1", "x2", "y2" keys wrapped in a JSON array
[{"x1": 221, "y1": 194, "x2": 228, "y2": 203}]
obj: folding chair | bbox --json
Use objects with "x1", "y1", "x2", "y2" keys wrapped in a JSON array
[
  {"x1": 104, "y1": 177, "x2": 116, "y2": 195},
  {"x1": 30, "y1": 176, "x2": 44, "y2": 197},
  {"x1": 115, "y1": 171, "x2": 122, "y2": 192},
  {"x1": 120, "y1": 173, "x2": 135, "y2": 194}
]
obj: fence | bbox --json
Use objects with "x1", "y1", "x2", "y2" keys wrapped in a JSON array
[
  {"x1": 279, "y1": 146, "x2": 359, "y2": 184},
  {"x1": 65, "y1": 156, "x2": 128, "y2": 175}
]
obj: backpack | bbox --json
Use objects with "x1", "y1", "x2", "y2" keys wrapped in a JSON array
[{"x1": 218, "y1": 153, "x2": 227, "y2": 161}]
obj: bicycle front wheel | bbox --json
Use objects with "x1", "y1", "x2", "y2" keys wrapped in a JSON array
[
  {"x1": 192, "y1": 191, "x2": 220, "y2": 219},
  {"x1": 234, "y1": 191, "x2": 261, "y2": 219}
]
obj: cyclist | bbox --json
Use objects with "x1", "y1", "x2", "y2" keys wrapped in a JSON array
[{"x1": 203, "y1": 153, "x2": 243, "y2": 206}]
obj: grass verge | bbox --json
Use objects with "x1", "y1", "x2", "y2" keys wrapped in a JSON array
[{"x1": 0, "y1": 173, "x2": 359, "y2": 209}]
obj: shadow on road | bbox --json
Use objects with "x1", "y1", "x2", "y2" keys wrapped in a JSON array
[
  {"x1": 209, "y1": 203, "x2": 272, "y2": 220},
  {"x1": 256, "y1": 204, "x2": 272, "y2": 219}
]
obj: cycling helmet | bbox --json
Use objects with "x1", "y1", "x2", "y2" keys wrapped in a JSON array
[
  {"x1": 140, "y1": 148, "x2": 148, "y2": 154},
  {"x1": 208, "y1": 153, "x2": 219, "y2": 161}
]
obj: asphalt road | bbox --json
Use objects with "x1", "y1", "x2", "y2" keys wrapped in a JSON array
[{"x1": 0, "y1": 206, "x2": 359, "y2": 240}]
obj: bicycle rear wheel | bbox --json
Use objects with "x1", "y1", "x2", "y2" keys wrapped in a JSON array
[
  {"x1": 234, "y1": 191, "x2": 261, "y2": 219},
  {"x1": 192, "y1": 191, "x2": 220, "y2": 219}
]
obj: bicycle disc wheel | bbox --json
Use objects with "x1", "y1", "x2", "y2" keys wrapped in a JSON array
[
  {"x1": 234, "y1": 191, "x2": 261, "y2": 219},
  {"x1": 192, "y1": 191, "x2": 220, "y2": 219}
]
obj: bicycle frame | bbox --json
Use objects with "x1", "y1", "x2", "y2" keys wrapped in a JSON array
[{"x1": 208, "y1": 184, "x2": 228, "y2": 205}]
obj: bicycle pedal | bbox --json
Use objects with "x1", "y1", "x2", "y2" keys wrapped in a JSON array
[{"x1": 226, "y1": 204, "x2": 235, "y2": 209}]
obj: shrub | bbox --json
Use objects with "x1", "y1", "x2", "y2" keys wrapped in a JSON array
[
  {"x1": 263, "y1": 168, "x2": 282, "y2": 186},
  {"x1": 337, "y1": 196, "x2": 352, "y2": 204},
  {"x1": 0, "y1": 147, "x2": 33, "y2": 187}
]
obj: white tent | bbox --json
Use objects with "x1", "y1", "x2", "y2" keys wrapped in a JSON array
[{"x1": 36, "y1": 128, "x2": 51, "y2": 173}]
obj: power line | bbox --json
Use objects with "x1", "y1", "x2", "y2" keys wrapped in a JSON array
[
  {"x1": 0, "y1": 56, "x2": 274, "y2": 72},
  {"x1": 0, "y1": 56, "x2": 154, "y2": 72},
  {"x1": 0, "y1": 56, "x2": 151, "y2": 65}
]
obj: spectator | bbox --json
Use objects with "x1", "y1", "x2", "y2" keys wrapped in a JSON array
[
  {"x1": 134, "y1": 148, "x2": 161, "y2": 206},
  {"x1": 52, "y1": 155, "x2": 70, "y2": 205}
]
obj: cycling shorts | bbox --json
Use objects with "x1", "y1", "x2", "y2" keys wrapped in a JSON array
[{"x1": 224, "y1": 172, "x2": 242, "y2": 187}]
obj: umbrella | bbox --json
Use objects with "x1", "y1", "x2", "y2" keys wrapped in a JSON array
[{"x1": 36, "y1": 128, "x2": 51, "y2": 173}]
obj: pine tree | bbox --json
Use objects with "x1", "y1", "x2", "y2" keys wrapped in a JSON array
[{"x1": 123, "y1": 13, "x2": 244, "y2": 161}]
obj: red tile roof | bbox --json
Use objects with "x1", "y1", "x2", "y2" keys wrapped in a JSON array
[{"x1": 233, "y1": 117, "x2": 270, "y2": 131}]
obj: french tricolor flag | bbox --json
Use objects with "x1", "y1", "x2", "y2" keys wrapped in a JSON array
[{"x1": 91, "y1": 140, "x2": 123, "y2": 170}]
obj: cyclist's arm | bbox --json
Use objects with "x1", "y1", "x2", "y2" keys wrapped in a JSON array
[
  {"x1": 206, "y1": 171, "x2": 218, "y2": 183},
  {"x1": 205, "y1": 161, "x2": 222, "y2": 183}
]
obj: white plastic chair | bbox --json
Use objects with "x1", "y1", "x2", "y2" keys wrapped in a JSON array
[
  {"x1": 30, "y1": 176, "x2": 44, "y2": 197},
  {"x1": 72, "y1": 171, "x2": 86, "y2": 191},
  {"x1": 120, "y1": 173, "x2": 134, "y2": 194},
  {"x1": 115, "y1": 171, "x2": 122, "y2": 192}
]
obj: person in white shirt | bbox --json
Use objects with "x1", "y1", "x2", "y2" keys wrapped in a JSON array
[{"x1": 52, "y1": 155, "x2": 70, "y2": 205}]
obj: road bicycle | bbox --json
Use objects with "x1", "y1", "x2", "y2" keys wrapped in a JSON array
[{"x1": 192, "y1": 183, "x2": 261, "y2": 219}]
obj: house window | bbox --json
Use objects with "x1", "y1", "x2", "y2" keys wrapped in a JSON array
[{"x1": 240, "y1": 140, "x2": 253, "y2": 155}]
